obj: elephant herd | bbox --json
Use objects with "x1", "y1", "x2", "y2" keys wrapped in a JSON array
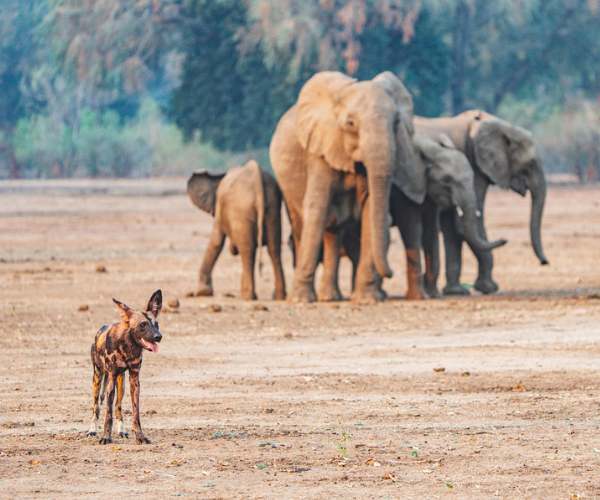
[{"x1": 187, "y1": 71, "x2": 548, "y2": 303}]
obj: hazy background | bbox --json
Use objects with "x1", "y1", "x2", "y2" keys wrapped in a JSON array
[{"x1": 1, "y1": 0, "x2": 599, "y2": 181}]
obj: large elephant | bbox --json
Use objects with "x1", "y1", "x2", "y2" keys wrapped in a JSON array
[
  {"x1": 318, "y1": 133, "x2": 507, "y2": 300},
  {"x1": 415, "y1": 110, "x2": 548, "y2": 295},
  {"x1": 187, "y1": 160, "x2": 286, "y2": 301},
  {"x1": 270, "y1": 71, "x2": 424, "y2": 303}
]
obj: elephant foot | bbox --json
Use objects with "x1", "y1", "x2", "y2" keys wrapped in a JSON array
[
  {"x1": 474, "y1": 278, "x2": 499, "y2": 295},
  {"x1": 443, "y1": 283, "x2": 470, "y2": 296},
  {"x1": 241, "y1": 290, "x2": 258, "y2": 301},
  {"x1": 196, "y1": 281, "x2": 214, "y2": 297},
  {"x1": 424, "y1": 284, "x2": 441, "y2": 299},
  {"x1": 290, "y1": 283, "x2": 317, "y2": 303},
  {"x1": 318, "y1": 285, "x2": 343, "y2": 302},
  {"x1": 405, "y1": 287, "x2": 426, "y2": 301},
  {"x1": 351, "y1": 285, "x2": 385, "y2": 305}
]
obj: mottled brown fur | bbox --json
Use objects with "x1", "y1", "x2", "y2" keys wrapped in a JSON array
[{"x1": 87, "y1": 290, "x2": 163, "y2": 445}]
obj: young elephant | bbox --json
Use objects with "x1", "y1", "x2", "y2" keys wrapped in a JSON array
[
  {"x1": 391, "y1": 134, "x2": 507, "y2": 299},
  {"x1": 318, "y1": 134, "x2": 507, "y2": 300},
  {"x1": 187, "y1": 160, "x2": 286, "y2": 300}
]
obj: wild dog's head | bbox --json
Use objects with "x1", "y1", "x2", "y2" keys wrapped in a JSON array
[{"x1": 112, "y1": 290, "x2": 163, "y2": 353}]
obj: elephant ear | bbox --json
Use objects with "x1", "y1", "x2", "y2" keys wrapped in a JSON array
[
  {"x1": 296, "y1": 71, "x2": 357, "y2": 173},
  {"x1": 373, "y1": 71, "x2": 414, "y2": 134},
  {"x1": 373, "y1": 72, "x2": 425, "y2": 204},
  {"x1": 187, "y1": 170, "x2": 226, "y2": 215},
  {"x1": 470, "y1": 119, "x2": 511, "y2": 188}
]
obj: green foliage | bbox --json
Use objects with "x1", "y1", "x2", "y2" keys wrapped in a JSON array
[
  {"x1": 171, "y1": 0, "x2": 307, "y2": 152},
  {"x1": 13, "y1": 99, "x2": 232, "y2": 178},
  {"x1": 3, "y1": 0, "x2": 600, "y2": 177}
]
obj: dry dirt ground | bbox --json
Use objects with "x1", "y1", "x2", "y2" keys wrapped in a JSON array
[{"x1": 1, "y1": 179, "x2": 600, "y2": 499}]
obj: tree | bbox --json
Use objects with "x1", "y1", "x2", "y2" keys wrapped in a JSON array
[{"x1": 0, "y1": 0, "x2": 45, "y2": 177}]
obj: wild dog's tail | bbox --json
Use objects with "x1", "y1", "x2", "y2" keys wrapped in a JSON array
[{"x1": 248, "y1": 160, "x2": 265, "y2": 275}]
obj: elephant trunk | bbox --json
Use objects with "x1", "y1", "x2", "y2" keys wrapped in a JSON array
[
  {"x1": 456, "y1": 193, "x2": 507, "y2": 252},
  {"x1": 363, "y1": 120, "x2": 395, "y2": 279},
  {"x1": 528, "y1": 163, "x2": 549, "y2": 265}
]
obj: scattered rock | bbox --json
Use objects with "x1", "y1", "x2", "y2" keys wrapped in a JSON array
[
  {"x1": 167, "y1": 298, "x2": 180, "y2": 310},
  {"x1": 433, "y1": 367, "x2": 446, "y2": 373},
  {"x1": 287, "y1": 466, "x2": 310, "y2": 473},
  {"x1": 95, "y1": 265, "x2": 107, "y2": 273},
  {"x1": 224, "y1": 292, "x2": 236, "y2": 298},
  {"x1": 512, "y1": 383, "x2": 527, "y2": 392},
  {"x1": 283, "y1": 332, "x2": 294, "y2": 339},
  {"x1": 253, "y1": 304, "x2": 268, "y2": 311},
  {"x1": 264, "y1": 408, "x2": 274, "y2": 414},
  {"x1": 78, "y1": 304, "x2": 89, "y2": 312},
  {"x1": 461, "y1": 371, "x2": 471, "y2": 377},
  {"x1": 209, "y1": 304, "x2": 222, "y2": 313},
  {"x1": 185, "y1": 291, "x2": 195, "y2": 298}
]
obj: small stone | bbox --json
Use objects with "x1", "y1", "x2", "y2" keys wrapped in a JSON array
[
  {"x1": 167, "y1": 298, "x2": 180, "y2": 310},
  {"x1": 283, "y1": 332, "x2": 293, "y2": 339},
  {"x1": 210, "y1": 304, "x2": 222, "y2": 313},
  {"x1": 78, "y1": 304, "x2": 89, "y2": 312},
  {"x1": 184, "y1": 291, "x2": 195, "y2": 298},
  {"x1": 433, "y1": 367, "x2": 446, "y2": 373},
  {"x1": 253, "y1": 304, "x2": 268, "y2": 311},
  {"x1": 95, "y1": 265, "x2": 107, "y2": 273}
]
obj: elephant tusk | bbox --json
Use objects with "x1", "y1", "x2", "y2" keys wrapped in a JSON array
[{"x1": 456, "y1": 206, "x2": 464, "y2": 217}]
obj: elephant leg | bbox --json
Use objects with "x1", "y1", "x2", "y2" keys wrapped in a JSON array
[
  {"x1": 236, "y1": 224, "x2": 257, "y2": 300},
  {"x1": 396, "y1": 198, "x2": 425, "y2": 301},
  {"x1": 291, "y1": 163, "x2": 335, "y2": 303},
  {"x1": 440, "y1": 209, "x2": 469, "y2": 296},
  {"x1": 344, "y1": 225, "x2": 361, "y2": 292},
  {"x1": 469, "y1": 176, "x2": 498, "y2": 294},
  {"x1": 422, "y1": 201, "x2": 441, "y2": 299},
  {"x1": 266, "y1": 210, "x2": 286, "y2": 301},
  {"x1": 239, "y1": 244, "x2": 257, "y2": 301},
  {"x1": 353, "y1": 201, "x2": 386, "y2": 304},
  {"x1": 197, "y1": 222, "x2": 225, "y2": 296},
  {"x1": 318, "y1": 230, "x2": 343, "y2": 301}
]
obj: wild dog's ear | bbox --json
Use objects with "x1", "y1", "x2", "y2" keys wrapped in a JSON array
[
  {"x1": 146, "y1": 289, "x2": 162, "y2": 318},
  {"x1": 112, "y1": 298, "x2": 133, "y2": 323}
]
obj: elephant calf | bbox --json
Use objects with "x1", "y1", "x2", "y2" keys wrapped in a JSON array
[{"x1": 187, "y1": 160, "x2": 286, "y2": 301}]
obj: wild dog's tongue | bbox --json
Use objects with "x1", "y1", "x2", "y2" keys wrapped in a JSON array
[{"x1": 151, "y1": 343, "x2": 159, "y2": 353}]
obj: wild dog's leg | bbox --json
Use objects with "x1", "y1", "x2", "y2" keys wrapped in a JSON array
[
  {"x1": 115, "y1": 373, "x2": 128, "y2": 438},
  {"x1": 87, "y1": 366, "x2": 102, "y2": 436},
  {"x1": 99, "y1": 373, "x2": 116, "y2": 445},
  {"x1": 129, "y1": 369, "x2": 150, "y2": 444}
]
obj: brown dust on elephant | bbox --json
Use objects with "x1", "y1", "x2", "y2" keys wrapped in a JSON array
[
  {"x1": 187, "y1": 160, "x2": 286, "y2": 301},
  {"x1": 415, "y1": 110, "x2": 548, "y2": 295},
  {"x1": 317, "y1": 134, "x2": 507, "y2": 301},
  {"x1": 269, "y1": 71, "x2": 425, "y2": 303}
]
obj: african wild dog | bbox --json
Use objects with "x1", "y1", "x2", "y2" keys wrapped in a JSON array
[{"x1": 87, "y1": 290, "x2": 163, "y2": 444}]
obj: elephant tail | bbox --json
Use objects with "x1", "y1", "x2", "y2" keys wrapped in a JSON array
[{"x1": 248, "y1": 160, "x2": 265, "y2": 276}]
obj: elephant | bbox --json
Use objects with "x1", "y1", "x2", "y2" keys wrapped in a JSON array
[
  {"x1": 269, "y1": 71, "x2": 425, "y2": 303},
  {"x1": 317, "y1": 133, "x2": 507, "y2": 300},
  {"x1": 187, "y1": 159, "x2": 286, "y2": 301},
  {"x1": 414, "y1": 110, "x2": 548, "y2": 295}
]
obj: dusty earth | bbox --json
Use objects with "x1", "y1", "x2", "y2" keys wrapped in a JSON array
[{"x1": 1, "y1": 179, "x2": 600, "y2": 499}]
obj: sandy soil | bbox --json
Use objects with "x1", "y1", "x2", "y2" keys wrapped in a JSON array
[{"x1": 1, "y1": 179, "x2": 600, "y2": 499}]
